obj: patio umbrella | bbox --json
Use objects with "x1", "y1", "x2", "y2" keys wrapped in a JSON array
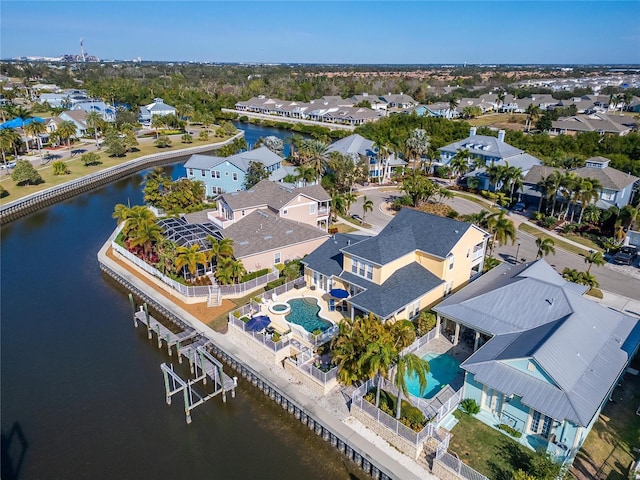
[
  {"x1": 329, "y1": 288, "x2": 349, "y2": 299},
  {"x1": 246, "y1": 315, "x2": 271, "y2": 332}
]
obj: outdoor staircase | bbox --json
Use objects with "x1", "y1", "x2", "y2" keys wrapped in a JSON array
[{"x1": 207, "y1": 283, "x2": 221, "y2": 307}]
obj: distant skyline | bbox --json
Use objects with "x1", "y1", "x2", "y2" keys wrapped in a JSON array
[{"x1": 2, "y1": 1, "x2": 640, "y2": 65}]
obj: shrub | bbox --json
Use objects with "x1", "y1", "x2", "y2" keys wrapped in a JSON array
[
  {"x1": 181, "y1": 133, "x2": 193, "y2": 144},
  {"x1": 198, "y1": 130, "x2": 209, "y2": 141},
  {"x1": 81, "y1": 152, "x2": 102, "y2": 166},
  {"x1": 460, "y1": 398, "x2": 481, "y2": 415},
  {"x1": 446, "y1": 209, "x2": 459, "y2": 219},
  {"x1": 416, "y1": 311, "x2": 437, "y2": 336},
  {"x1": 241, "y1": 268, "x2": 270, "y2": 282},
  {"x1": 155, "y1": 135, "x2": 172, "y2": 148},
  {"x1": 52, "y1": 160, "x2": 70, "y2": 175},
  {"x1": 266, "y1": 277, "x2": 286, "y2": 290},
  {"x1": 497, "y1": 423, "x2": 522, "y2": 438},
  {"x1": 311, "y1": 329, "x2": 322, "y2": 337},
  {"x1": 541, "y1": 216, "x2": 557, "y2": 228},
  {"x1": 240, "y1": 316, "x2": 249, "y2": 323}
]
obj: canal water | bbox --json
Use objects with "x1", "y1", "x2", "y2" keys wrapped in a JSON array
[{"x1": 0, "y1": 124, "x2": 364, "y2": 480}]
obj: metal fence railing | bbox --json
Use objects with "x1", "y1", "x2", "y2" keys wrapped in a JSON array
[
  {"x1": 350, "y1": 378, "x2": 436, "y2": 446},
  {"x1": 112, "y1": 239, "x2": 214, "y2": 297},
  {"x1": 400, "y1": 327, "x2": 437, "y2": 357},
  {"x1": 228, "y1": 314, "x2": 290, "y2": 352},
  {"x1": 434, "y1": 449, "x2": 489, "y2": 480},
  {"x1": 218, "y1": 269, "x2": 279, "y2": 296}
]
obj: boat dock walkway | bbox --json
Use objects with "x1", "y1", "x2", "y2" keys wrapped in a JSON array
[{"x1": 132, "y1": 302, "x2": 237, "y2": 423}]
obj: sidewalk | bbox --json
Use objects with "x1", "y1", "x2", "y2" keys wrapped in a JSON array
[{"x1": 597, "y1": 290, "x2": 640, "y2": 318}]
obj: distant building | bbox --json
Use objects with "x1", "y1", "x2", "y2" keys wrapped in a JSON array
[
  {"x1": 139, "y1": 98, "x2": 177, "y2": 123},
  {"x1": 72, "y1": 101, "x2": 116, "y2": 122},
  {"x1": 379, "y1": 93, "x2": 418, "y2": 109},
  {"x1": 58, "y1": 110, "x2": 89, "y2": 137},
  {"x1": 550, "y1": 113, "x2": 633, "y2": 136}
]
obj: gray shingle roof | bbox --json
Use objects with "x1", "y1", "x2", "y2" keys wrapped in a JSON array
[
  {"x1": 435, "y1": 259, "x2": 639, "y2": 427},
  {"x1": 344, "y1": 263, "x2": 443, "y2": 319},
  {"x1": 222, "y1": 210, "x2": 328, "y2": 259},
  {"x1": 301, "y1": 233, "x2": 370, "y2": 278},
  {"x1": 326, "y1": 133, "x2": 375, "y2": 158},
  {"x1": 341, "y1": 208, "x2": 475, "y2": 265},
  {"x1": 220, "y1": 179, "x2": 330, "y2": 212},
  {"x1": 524, "y1": 162, "x2": 638, "y2": 192}
]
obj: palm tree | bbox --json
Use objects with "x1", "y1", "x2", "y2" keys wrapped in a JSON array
[
  {"x1": 358, "y1": 340, "x2": 395, "y2": 408},
  {"x1": 448, "y1": 95, "x2": 459, "y2": 114},
  {"x1": 487, "y1": 211, "x2": 517, "y2": 256},
  {"x1": 619, "y1": 205, "x2": 639, "y2": 230},
  {"x1": 405, "y1": 129, "x2": 430, "y2": 170},
  {"x1": 576, "y1": 178, "x2": 602, "y2": 223},
  {"x1": 503, "y1": 164, "x2": 523, "y2": 202},
  {"x1": 129, "y1": 221, "x2": 163, "y2": 260},
  {"x1": 174, "y1": 245, "x2": 207, "y2": 282},
  {"x1": 535, "y1": 237, "x2": 556, "y2": 259},
  {"x1": 486, "y1": 163, "x2": 507, "y2": 192},
  {"x1": 525, "y1": 104, "x2": 541, "y2": 132},
  {"x1": 151, "y1": 115, "x2": 166, "y2": 139},
  {"x1": 23, "y1": 120, "x2": 46, "y2": 159},
  {"x1": 86, "y1": 111, "x2": 103, "y2": 143},
  {"x1": 113, "y1": 204, "x2": 156, "y2": 242},
  {"x1": 582, "y1": 204, "x2": 601, "y2": 225},
  {"x1": 206, "y1": 235, "x2": 234, "y2": 267},
  {"x1": 331, "y1": 193, "x2": 346, "y2": 222},
  {"x1": 450, "y1": 149, "x2": 471, "y2": 183},
  {"x1": 496, "y1": 90, "x2": 506, "y2": 112},
  {"x1": 299, "y1": 139, "x2": 329, "y2": 179},
  {"x1": 0, "y1": 127, "x2": 22, "y2": 163},
  {"x1": 295, "y1": 164, "x2": 316, "y2": 186},
  {"x1": 56, "y1": 120, "x2": 78, "y2": 149},
  {"x1": 343, "y1": 192, "x2": 357, "y2": 215},
  {"x1": 584, "y1": 251, "x2": 605, "y2": 273},
  {"x1": 331, "y1": 318, "x2": 362, "y2": 385},
  {"x1": 393, "y1": 353, "x2": 430, "y2": 419},
  {"x1": 546, "y1": 170, "x2": 565, "y2": 217},
  {"x1": 362, "y1": 195, "x2": 374, "y2": 223}
]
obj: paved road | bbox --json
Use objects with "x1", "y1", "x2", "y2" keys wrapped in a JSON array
[{"x1": 351, "y1": 186, "x2": 640, "y2": 299}]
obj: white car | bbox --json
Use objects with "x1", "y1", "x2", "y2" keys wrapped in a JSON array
[{"x1": 1, "y1": 161, "x2": 17, "y2": 169}]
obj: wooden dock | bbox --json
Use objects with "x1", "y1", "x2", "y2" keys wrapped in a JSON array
[{"x1": 132, "y1": 300, "x2": 237, "y2": 423}]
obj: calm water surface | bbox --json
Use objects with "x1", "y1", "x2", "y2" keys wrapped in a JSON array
[{"x1": 1, "y1": 125, "x2": 363, "y2": 480}]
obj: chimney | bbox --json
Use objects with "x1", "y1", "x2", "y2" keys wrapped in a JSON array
[
  {"x1": 469, "y1": 127, "x2": 477, "y2": 137},
  {"x1": 498, "y1": 130, "x2": 506, "y2": 142}
]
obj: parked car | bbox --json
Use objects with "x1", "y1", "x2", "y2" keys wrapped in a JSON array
[
  {"x1": 1, "y1": 161, "x2": 17, "y2": 169},
  {"x1": 512, "y1": 202, "x2": 526, "y2": 212},
  {"x1": 351, "y1": 214, "x2": 363, "y2": 223},
  {"x1": 613, "y1": 245, "x2": 638, "y2": 265}
]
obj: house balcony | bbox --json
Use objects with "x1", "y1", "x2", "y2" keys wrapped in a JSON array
[
  {"x1": 208, "y1": 213, "x2": 234, "y2": 229},
  {"x1": 317, "y1": 207, "x2": 329, "y2": 218}
]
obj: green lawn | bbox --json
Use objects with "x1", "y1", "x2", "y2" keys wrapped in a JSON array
[
  {"x1": 518, "y1": 223, "x2": 594, "y2": 257},
  {"x1": 452, "y1": 191, "x2": 500, "y2": 212},
  {"x1": 562, "y1": 233, "x2": 602, "y2": 252},
  {"x1": 571, "y1": 357, "x2": 640, "y2": 480},
  {"x1": 0, "y1": 133, "x2": 234, "y2": 203},
  {"x1": 449, "y1": 410, "x2": 535, "y2": 480}
]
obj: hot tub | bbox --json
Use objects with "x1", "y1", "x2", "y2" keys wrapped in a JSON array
[{"x1": 269, "y1": 302, "x2": 291, "y2": 315}]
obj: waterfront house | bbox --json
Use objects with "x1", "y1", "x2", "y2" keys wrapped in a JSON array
[
  {"x1": 438, "y1": 127, "x2": 542, "y2": 191},
  {"x1": 184, "y1": 146, "x2": 284, "y2": 196},
  {"x1": 223, "y1": 210, "x2": 330, "y2": 272},
  {"x1": 433, "y1": 260, "x2": 640, "y2": 464},
  {"x1": 209, "y1": 179, "x2": 331, "y2": 231},
  {"x1": 522, "y1": 157, "x2": 639, "y2": 209},
  {"x1": 302, "y1": 209, "x2": 489, "y2": 322},
  {"x1": 139, "y1": 98, "x2": 177, "y2": 123},
  {"x1": 58, "y1": 110, "x2": 89, "y2": 137}
]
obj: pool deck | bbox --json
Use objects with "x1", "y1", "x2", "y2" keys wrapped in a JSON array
[
  {"x1": 411, "y1": 335, "x2": 472, "y2": 395},
  {"x1": 255, "y1": 286, "x2": 347, "y2": 342}
]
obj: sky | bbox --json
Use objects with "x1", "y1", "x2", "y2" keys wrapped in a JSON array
[{"x1": 2, "y1": 1, "x2": 639, "y2": 64}]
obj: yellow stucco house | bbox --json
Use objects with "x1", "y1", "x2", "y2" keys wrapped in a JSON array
[{"x1": 302, "y1": 208, "x2": 489, "y2": 322}]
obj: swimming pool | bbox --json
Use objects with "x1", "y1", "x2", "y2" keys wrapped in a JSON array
[
  {"x1": 405, "y1": 352, "x2": 461, "y2": 399},
  {"x1": 286, "y1": 298, "x2": 333, "y2": 333}
]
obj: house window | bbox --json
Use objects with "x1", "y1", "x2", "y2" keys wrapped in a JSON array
[
  {"x1": 283, "y1": 208, "x2": 288, "y2": 215},
  {"x1": 351, "y1": 260, "x2": 357, "y2": 274},
  {"x1": 409, "y1": 301, "x2": 420, "y2": 319},
  {"x1": 274, "y1": 252, "x2": 281, "y2": 264},
  {"x1": 188, "y1": 169, "x2": 193, "y2": 176},
  {"x1": 310, "y1": 204, "x2": 316, "y2": 214},
  {"x1": 201, "y1": 170, "x2": 206, "y2": 177},
  {"x1": 242, "y1": 210, "x2": 245, "y2": 216},
  {"x1": 467, "y1": 248, "x2": 470, "y2": 258},
  {"x1": 233, "y1": 172, "x2": 238, "y2": 181},
  {"x1": 449, "y1": 255, "x2": 455, "y2": 270},
  {"x1": 529, "y1": 410, "x2": 553, "y2": 439}
]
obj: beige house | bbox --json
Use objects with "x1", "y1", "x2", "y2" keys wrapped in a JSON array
[
  {"x1": 302, "y1": 208, "x2": 489, "y2": 322},
  {"x1": 209, "y1": 179, "x2": 331, "y2": 231}
]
